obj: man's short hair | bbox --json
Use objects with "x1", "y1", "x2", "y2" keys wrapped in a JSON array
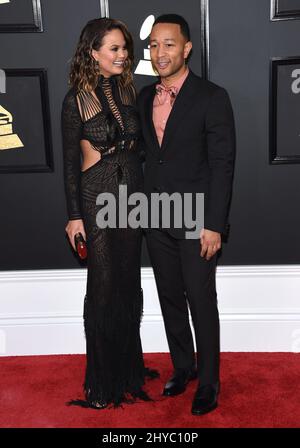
[{"x1": 153, "y1": 14, "x2": 191, "y2": 41}]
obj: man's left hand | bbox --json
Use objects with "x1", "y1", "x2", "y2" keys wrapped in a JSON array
[{"x1": 200, "y1": 228, "x2": 221, "y2": 260}]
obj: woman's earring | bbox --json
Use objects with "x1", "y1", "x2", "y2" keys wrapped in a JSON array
[{"x1": 94, "y1": 58, "x2": 100, "y2": 74}]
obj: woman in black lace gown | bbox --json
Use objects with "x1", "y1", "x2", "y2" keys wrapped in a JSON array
[{"x1": 61, "y1": 18, "x2": 158, "y2": 409}]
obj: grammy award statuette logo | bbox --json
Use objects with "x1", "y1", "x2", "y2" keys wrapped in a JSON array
[
  {"x1": 0, "y1": 69, "x2": 24, "y2": 151},
  {"x1": 134, "y1": 15, "x2": 157, "y2": 77}
]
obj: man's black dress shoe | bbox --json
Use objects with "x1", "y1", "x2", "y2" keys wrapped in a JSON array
[
  {"x1": 163, "y1": 368, "x2": 197, "y2": 396},
  {"x1": 191, "y1": 382, "x2": 219, "y2": 415}
]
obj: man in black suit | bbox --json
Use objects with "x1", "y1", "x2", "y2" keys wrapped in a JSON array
[{"x1": 138, "y1": 14, "x2": 235, "y2": 415}]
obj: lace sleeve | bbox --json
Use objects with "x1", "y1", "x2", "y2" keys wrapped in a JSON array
[{"x1": 61, "y1": 89, "x2": 83, "y2": 220}]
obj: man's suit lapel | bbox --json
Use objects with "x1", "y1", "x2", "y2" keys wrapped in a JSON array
[{"x1": 160, "y1": 71, "x2": 197, "y2": 152}]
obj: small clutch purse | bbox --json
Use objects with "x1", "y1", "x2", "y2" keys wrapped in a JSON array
[{"x1": 74, "y1": 232, "x2": 87, "y2": 260}]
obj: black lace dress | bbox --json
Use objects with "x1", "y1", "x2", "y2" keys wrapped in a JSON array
[{"x1": 61, "y1": 75, "x2": 158, "y2": 408}]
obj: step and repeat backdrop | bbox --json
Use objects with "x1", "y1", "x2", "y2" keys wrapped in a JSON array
[{"x1": 0, "y1": 0, "x2": 299, "y2": 269}]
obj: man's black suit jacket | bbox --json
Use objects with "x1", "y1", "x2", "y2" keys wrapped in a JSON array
[{"x1": 137, "y1": 70, "x2": 236, "y2": 239}]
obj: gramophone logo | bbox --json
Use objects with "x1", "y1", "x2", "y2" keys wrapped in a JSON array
[
  {"x1": 134, "y1": 15, "x2": 157, "y2": 77},
  {"x1": 0, "y1": 69, "x2": 24, "y2": 151}
]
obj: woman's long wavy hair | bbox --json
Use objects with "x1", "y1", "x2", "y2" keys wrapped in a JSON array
[{"x1": 69, "y1": 18, "x2": 134, "y2": 92}]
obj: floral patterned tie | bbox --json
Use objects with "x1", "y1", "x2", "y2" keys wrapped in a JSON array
[{"x1": 155, "y1": 84, "x2": 178, "y2": 106}]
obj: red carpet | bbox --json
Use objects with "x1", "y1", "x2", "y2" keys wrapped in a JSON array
[{"x1": 0, "y1": 353, "x2": 299, "y2": 428}]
